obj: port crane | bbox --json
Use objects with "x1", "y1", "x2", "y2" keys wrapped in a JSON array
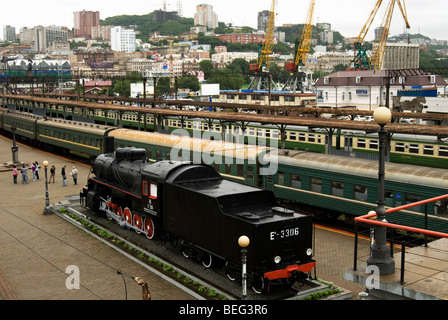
[
  {"x1": 353, "y1": 0, "x2": 410, "y2": 70},
  {"x1": 248, "y1": 0, "x2": 278, "y2": 91},
  {"x1": 282, "y1": 0, "x2": 315, "y2": 93}
]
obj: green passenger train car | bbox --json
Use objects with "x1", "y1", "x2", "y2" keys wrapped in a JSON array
[
  {"x1": 108, "y1": 128, "x2": 270, "y2": 187},
  {"x1": 36, "y1": 118, "x2": 115, "y2": 158},
  {"x1": 261, "y1": 150, "x2": 448, "y2": 233}
]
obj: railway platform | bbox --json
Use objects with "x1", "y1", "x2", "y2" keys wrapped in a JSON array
[
  {"x1": 0, "y1": 135, "x2": 196, "y2": 301},
  {"x1": 344, "y1": 238, "x2": 448, "y2": 300}
]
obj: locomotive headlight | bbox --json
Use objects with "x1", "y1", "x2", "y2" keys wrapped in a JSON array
[
  {"x1": 306, "y1": 248, "x2": 313, "y2": 256},
  {"x1": 274, "y1": 256, "x2": 281, "y2": 264}
]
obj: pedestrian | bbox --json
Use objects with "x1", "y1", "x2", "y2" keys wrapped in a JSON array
[
  {"x1": 21, "y1": 164, "x2": 28, "y2": 184},
  {"x1": 49, "y1": 165, "x2": 56, "y2": 183},
  {"x1": 32, "y1": 162, "x2": 37, "y2": 181},
  {"x1": 12, "y1": 165, "x2": 18, "y2": 184},
  {"x1": 134, "y1": 277, "x2": 151, "y2": 300},
  {"x1": 61, "y1": 165, "x2": 67, "y2": 186},
  {"x1": 71, "y1": 166, "x2": 79, "y2": 185},
  {"x1": 35, "y1": 161, "x2": 40, "y2": 180}
]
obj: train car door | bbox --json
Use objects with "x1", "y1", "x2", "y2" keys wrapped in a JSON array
[{"x1": 142, "y1": 179, "x2": 159, "y2": 217}]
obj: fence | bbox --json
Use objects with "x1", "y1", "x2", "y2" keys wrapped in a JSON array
[{"x1": 352, "y1": 194, "x2": 448, "y2": 284}]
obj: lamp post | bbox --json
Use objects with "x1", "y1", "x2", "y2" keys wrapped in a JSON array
[
  {"x1": 238, "y1": 235, "x2": 250, "y2": 300},
  {"x1": 367, "y1": 107, "x2": 395, "y2": 275},
  {"x1": 43, "y1": 161, "x2": 52, "y2": 215}
]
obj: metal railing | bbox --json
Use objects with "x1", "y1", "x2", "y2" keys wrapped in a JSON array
[{"x1": 353, "y1": 194, "x2": 448, "y2": 284}]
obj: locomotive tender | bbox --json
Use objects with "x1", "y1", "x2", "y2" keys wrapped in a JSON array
[{"x1": 82, "y1": 146, "x2": 316, "y2": 292}]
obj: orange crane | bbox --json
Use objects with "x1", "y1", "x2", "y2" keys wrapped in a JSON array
[
  {"x1": 248, "y1": 0, "x2": 278, "y2": 91},
  {"x1": 353, "y1": 0, "x2": 410, "y2": 70},
  {"x1": 283, "y1": 0, "x2": 315, "y2": 93}
]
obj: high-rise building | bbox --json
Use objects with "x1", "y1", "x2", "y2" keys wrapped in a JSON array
[
  {"x1": 111, "y1": 26, "x2": 136, "y2": 53},
  {"x1": 73, "y1": 10, "x2": 100, "y2": 38},
  {"x1": 257, "y1": 10, "x2": 270, "y2": 32},
  {"x1": 3, "y1": 25, "x2": 16, "y2": 41},
  {"x1": 33, "y1": 26, "x2": 68, "y2": 53},
  {"x1": 194, "y1": 4, "x2": 218, "y2": 29}
]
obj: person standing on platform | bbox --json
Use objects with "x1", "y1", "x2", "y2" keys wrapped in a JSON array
[
  {"x1": 21, "y1": 164, "x2": 28, "y2": 184},
  {"x1": 32, "y1": 162, "x2": 37, "y2": 181},
  {"x1": 71, "y1": 166, "x2": 79, "y2": 185},
  {"x1": 35, "y1": 161, "x2": 40, "y2": 180},
  {"x1": 12, "y1": 165, "x2": 18, "y2": 184},
  {"x1": 61, "y1": 165, "x2": 67, "y2": 186},
  {"x1": 49, "y1": 165, "x2": 56, "y2": 183}
]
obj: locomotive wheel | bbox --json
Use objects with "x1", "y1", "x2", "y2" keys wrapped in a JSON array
[
  {"x1": 144, "y1": 217, "x2": 155, "y2": 240},
  {"x1": 201, "y1": 253, "x2": 213, "y2": 269},
  {"x1": 115, "y1": 206, "x2": 123, "y2": 224},
  {"x1": 123, "y1": 208, "x2": 132, "y2": 228},
  {"x1": 224, "y1": 262, "x2": 237, "y2": 281},
  {"x1": 251, "y1": 275, "x2": 266, "y2": 294},
  {"x1": 180, "y1": 241, "x2": 191, "y2": 259},
  {"x1": 133, "y1": 214, "x2": 143, "y2": 234}
]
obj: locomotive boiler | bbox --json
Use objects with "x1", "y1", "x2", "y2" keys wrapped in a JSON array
[{"x1": 82, "y1": 147, "x2": 316, "y2": 293}]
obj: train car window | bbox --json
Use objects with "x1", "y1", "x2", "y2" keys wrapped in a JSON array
[
  {"x1": 246, "y1": 166, "x2": 254, "y2": 179},
  {"x1": 395, "y1": 143, "x2": 405, "y2": 152},
  {"x1": 146, "y1": 149, "x2": 152, "y2": 159},
  {"x1": 237, "y1": 164, "x2": 244, "y2": 177},
  {"x1": 369, "y1": 140, "x2": 378, "y2": 150},
  {"x1": 239, "y1": 95, "x2": 247, "y2": 100},
  {"x1": 289, "y1": 132, "x2": 296, "y2": 141},
  {"x1": 354, "y1": 185, "x2": 368, "y2": 202},
  {"x1": 290, "y1": 174, "x2": 302, "y2": 189},
  {"x1": 409, "y1": 144, "x2": 419, "y2": 154},
  {"x1": 248, "y1": 128, "x2": 255, "y2": 136},
  {"x1": 271, "y1": 95, "x2": 280, "y2": 102},
  {"x1": 357, "y1": 139, "x2": 366, "y2": 149},
  {"x1": 385, "y1": 190, "x2": 394, "y2": 207},
  {"x1": 156, "y1": 150, "x2": 163, "y2": 160},
  {"x1": 277, "y1": 172, "x2": 284, "y2": 185},
  {"x1": 405, "y1": 193, "x2": 421, "y2": 212},
  {"x1": 308, "y1": 134, "x2": 315, "y2": 143},
  {"x1": 150, "y1": 183, "x2": 158, "y2": 200},
  {"x1": 423, "y1": 145, "x2": 434, "y2": 156},
  {"x1": 434, "y1": 200, "x2": 448, "y2": 216},
  {"x1": 257, "y1": 129, "x2": 263, "y2": 137},
  {"x1": 310, "y1": 177, "x2": 322, "y2": 193},
  {"x1": 299, "y1": 133, "x2": 306, "y2": 141},
  {"x1": 439, "y1": 147, "x2": 448, "y2": 157},
  {"x1": 284, "y1": 96, "x2": 295, "y2": 102},
  {"x1": 142, "y1": 181, "x2": 149, "y2": 196},
  {"x1": 225, "y1": 164, "x2": 232, "y2": 175},
  {"x1": 272, "y1": 130, "x2": 279, "y2": 139},
  {"x1": 265, "y1": 130, "x2": 270, "y2": 138},
  {"x1": 331, "y1": 181, "x2": 344, "y2": 197},
  {"x1": 68, "y1": 133, "x2": 72, "y2": 141}
]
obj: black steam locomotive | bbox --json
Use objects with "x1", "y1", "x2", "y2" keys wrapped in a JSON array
[{"x1": 82, "y1": 147, "x2": 316, "y2": 293}]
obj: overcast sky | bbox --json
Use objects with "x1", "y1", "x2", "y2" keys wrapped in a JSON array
[{"x1": 1, "y1": 0, "x2": 447, "y2": 41}]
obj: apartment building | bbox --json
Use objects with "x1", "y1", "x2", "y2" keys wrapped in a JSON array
[
  {"x1": 111, "y1": 26, "x2": 136, "y2": 53},
  {"x1": 74, "y1": 11, "x2": 100, "y2": 38},
  {"x1": 194, "y1": 4, "x2": 218, "y2": 29}
]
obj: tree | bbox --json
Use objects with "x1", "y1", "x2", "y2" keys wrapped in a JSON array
[
  {"x1": 177, "y1": 75, "x2": 200, "y2": 92},
  {"x1": 199, "y1": 60, "x2": 214, "y2": 79}
]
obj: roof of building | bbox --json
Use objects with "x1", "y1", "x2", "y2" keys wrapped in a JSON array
[{"x1": 314, "y1": 69, "x2": 447, "y2": 88}]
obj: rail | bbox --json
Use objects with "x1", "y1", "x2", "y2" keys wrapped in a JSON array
[{"x1": 352, "y1": 194, "x2": 448, "y2": 284}]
